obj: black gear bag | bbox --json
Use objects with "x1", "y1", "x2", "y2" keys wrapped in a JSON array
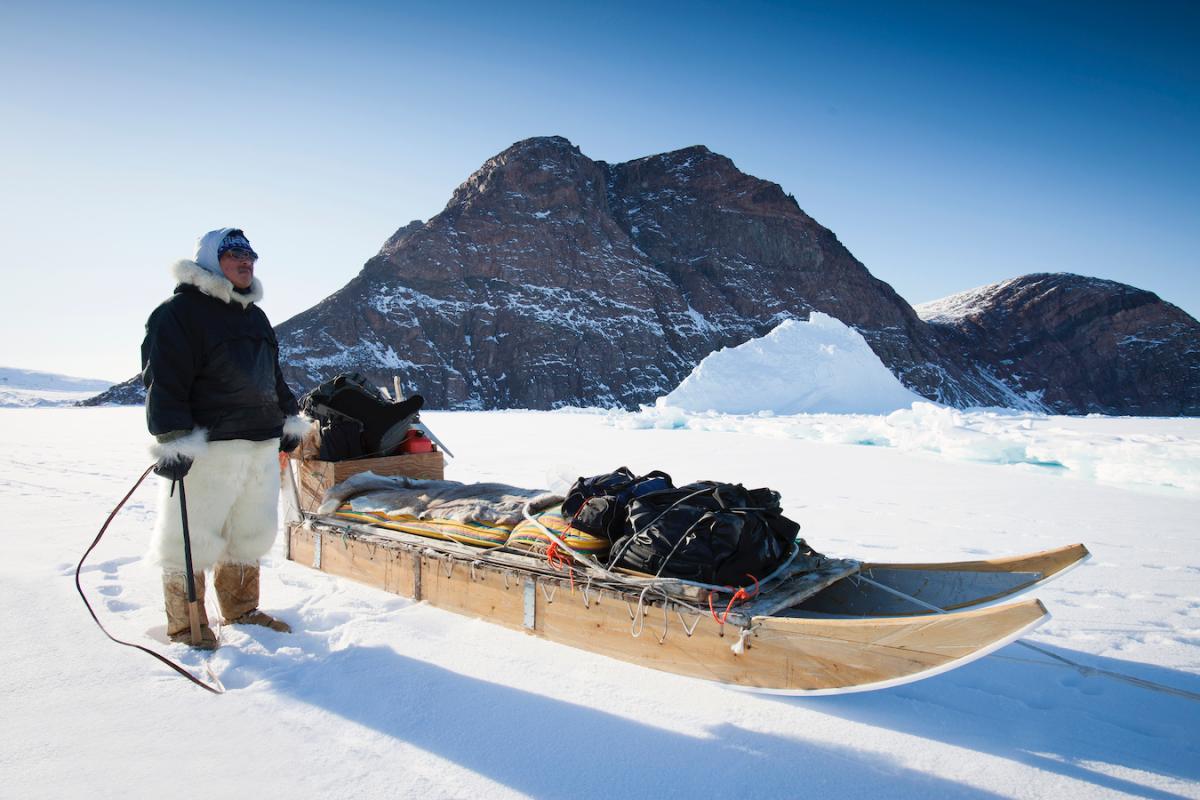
[
  {"x1": 300, "y1": 372, "x2": 424, "y2": 460},
  {"x1": 561, "y1": 467, "x2": 674, "y2": 541},
  {"x1": 610, "y1": 481, "x2": 800, "y2": 585}
]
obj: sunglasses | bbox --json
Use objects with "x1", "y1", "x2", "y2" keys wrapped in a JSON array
[{"x1": 223, "y1": 247, "x2": 258, "y2": 263}]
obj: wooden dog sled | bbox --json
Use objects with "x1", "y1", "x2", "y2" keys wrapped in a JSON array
[{"x1": 284, "y1": 474, "x2": 1087, "y2": 694}]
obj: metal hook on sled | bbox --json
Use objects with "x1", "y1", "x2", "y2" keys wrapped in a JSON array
[
  {"x1": 677, "y1": 610, "x2": 703, "y2": 637},
  {"x1": 654, "y1": 599, "x2": 670, "y2": 645},
  {"x1": 629, "y1": 587, "x2": 653, "y2": 638}
]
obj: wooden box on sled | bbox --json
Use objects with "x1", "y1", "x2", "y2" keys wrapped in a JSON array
[{"x1": 290, "y1": 434, "x2": 444, "y2": 513}]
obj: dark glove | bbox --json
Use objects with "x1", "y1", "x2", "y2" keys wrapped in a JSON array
[
  {"x1": 280, "y1": 433, "x2": 302, "y2": 454},
  {"x1": 154, "y1": 454, "x2": 193, "y2": 481}
]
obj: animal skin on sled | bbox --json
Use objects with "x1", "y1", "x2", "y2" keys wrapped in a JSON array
[{"x1": 317, "y1": 472, "x2": 561, "y2": 525}]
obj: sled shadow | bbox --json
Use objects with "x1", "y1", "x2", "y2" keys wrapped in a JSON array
[
  {"x1": 223, "y1": 635, "x2": 1009, "y2": 799},
  {"x1": 786, "y1": 642, "x2": 1200, "y2": 800}
]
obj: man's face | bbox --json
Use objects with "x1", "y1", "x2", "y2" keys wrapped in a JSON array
[{"x1": 219, "y1": 249, "x2": 256, "y2": 289}]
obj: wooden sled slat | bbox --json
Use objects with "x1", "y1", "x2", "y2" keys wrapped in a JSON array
[{"x1": 798, "y1": 543, "x2": 1090, "y2": 616}]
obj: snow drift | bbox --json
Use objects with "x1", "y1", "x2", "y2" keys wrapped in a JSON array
[
  {"x1": 625, "y1": 404, "x2": 1200, "y2": 494},
  {"x1": 0, "y1": 367, "x2": 113, "y2": 408},
  {"x1": 658, "y1": 313, "x2": 924, "y2": 415}
]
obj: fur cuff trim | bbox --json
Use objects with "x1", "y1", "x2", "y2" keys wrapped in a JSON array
[
  {"x1": 282, "y1": 414, "x2": 315, "y2": 439},
  {"x1": 150, "y1": 428, "x2": 209, "y2": 462},
  {"x1": 171, "y1": 260, "x2": 264, "y2": 307}
]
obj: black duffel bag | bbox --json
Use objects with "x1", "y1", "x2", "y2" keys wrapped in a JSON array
[
  {"x1": 611, "y1": 481, "x2": 800, "y2": 585},
  {"x1": 300, "y1": 372, "x2": 423, "y2": 460},
  {"x1": 561, "y1": 467, "x2": 673, "y2": 540}
]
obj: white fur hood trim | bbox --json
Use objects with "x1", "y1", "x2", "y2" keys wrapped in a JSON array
[
  {"x1": 150, "y1": 428, "x2": 209, "y2": 463},
  {"x1": 171, "y1": 260, "x2": 263, "y2": 308},
  {"x1": 283, "y1": 414, "x2": 315, "y2": 439}
]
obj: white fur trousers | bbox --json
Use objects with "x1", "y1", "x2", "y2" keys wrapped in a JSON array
[{"x1": 151, "y1": 438, "x2": 280, "y2": 572}]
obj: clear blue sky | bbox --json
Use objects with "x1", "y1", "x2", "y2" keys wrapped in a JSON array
[{"x1": 2, "y1": 0, "x2": 1196, "y2": 382}]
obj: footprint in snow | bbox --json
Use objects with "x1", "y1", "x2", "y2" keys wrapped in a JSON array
[
  {"x1": 96, "y1": 584, "x2": 122, "y2": 597},
  {"x1": 97, "y1": 556, "x2": 140, "y2": 574},
  {"x1": 105, "y1": 599, "x2": 138, "y2": 613},
  {"x1": 66, "y1": 555, "x2": 141, "y2": 579}
]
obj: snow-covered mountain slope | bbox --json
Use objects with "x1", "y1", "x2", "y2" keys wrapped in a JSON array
[
  {"x1": 5, "y1": 406, "x2": 1198, "y2": 798},
  {"x1": 658, "y1": 313, "x2": 924, "y2": 414},
  {"x1": 918, "y1": 273, "x2": 1200, "y2": 415},
  {"x1": 917, "y1": 276, "x2": 1035, "y2": 324},
  {"x1": 0, "y1": 367, "x2": 113, "y2": 408}
]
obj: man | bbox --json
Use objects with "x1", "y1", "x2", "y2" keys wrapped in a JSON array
[{"x1": 142, "y1": 227, "x2": 311, "y2": 649}]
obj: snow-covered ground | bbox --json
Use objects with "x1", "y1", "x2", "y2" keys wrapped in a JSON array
[{"x1": 3, "y1": 406, "x2": 1198, "y2": 799}]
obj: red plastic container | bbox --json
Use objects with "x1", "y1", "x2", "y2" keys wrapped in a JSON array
[{"x1": 398, "y1": 429, "x2": 435, "y2": 454}]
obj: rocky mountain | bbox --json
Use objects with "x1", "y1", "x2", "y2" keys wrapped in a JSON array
[
  {"x1": 917, "y1": 274, "x2": 1200, "y2": 415},
  {"x1": 83, "y1": 380, "x2": 142, "y2": 407},
  {"x1": 85, "y1": 136, "x2": 1200, "y2": 416},
  {"x1": 271, "y1": 136, "x2": 1014, "y2": 410}
]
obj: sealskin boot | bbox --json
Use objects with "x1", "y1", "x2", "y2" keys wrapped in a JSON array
[
  {"x1": 214, "y1": 562, "x2": 292, "y2": 633},
  {"x1": 163, "y1": 571, "x2": 218, "y2": 650}
]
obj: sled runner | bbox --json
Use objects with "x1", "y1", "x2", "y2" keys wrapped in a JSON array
[{"x1": 283, "y1": 470, "x2": 1088, "y2": 694}]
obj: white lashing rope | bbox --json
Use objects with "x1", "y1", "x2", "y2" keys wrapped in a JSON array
[{"x1": 854, "y1": 574, "x2": 953, "y2": 615}]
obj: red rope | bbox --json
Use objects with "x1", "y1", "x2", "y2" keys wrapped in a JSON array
[
  {"x1": 708, "y1": 574, "x2": 760, "y2": 625},
  {"x1": 543, "y1": 540, "x2": 576, "y2": 591},
  {"x1": 545, "y1": 494, "x2": 591, "y2": 578}
]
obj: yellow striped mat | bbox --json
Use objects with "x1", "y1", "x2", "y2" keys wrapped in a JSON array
[
  {"x1": 333, "y1": 509, "x2": 513, "y2": 548},
  {"x1": 508, "y1": 505, "x2": 610, "y2": 555}
]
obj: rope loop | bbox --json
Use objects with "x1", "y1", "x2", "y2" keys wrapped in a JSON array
[{"x1": 708, "y1": 574, "x2": 760, "y2": 625}]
